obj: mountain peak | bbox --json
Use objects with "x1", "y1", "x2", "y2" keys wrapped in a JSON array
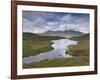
[{"x1": 44, "y1": 30, "x2": 84, "y2": 35}]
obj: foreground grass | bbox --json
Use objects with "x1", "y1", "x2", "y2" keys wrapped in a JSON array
[
  {"x1": 23, "y1": 56, "x2": 89, "y2": 68},
  {"x1": 23, "y1": 33, "x2": 64, "y2": 57},
  {"x1": 23, "y1": 33, "x2": 90, "y2": 68}
]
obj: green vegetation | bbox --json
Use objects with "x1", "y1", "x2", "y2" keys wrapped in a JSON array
[
  {"x1": 67, "y1": 33, "x2": 90, "y2": 65},
  {"x1": 23, "y1": 33, "x2": 64, "y2": 57},
  {"x1": 23, "y1": 33, "x2": 90, "y2": 68},
  {"x1": 23, "y1": 56, "x2": 89, "y2": 68}
]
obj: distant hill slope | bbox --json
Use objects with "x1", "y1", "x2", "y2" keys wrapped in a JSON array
[
  {"x1": 37, "y1": 30, "x2": 84, "y2": 38},
  {"x1": 78, "y1": 33, "x2": 89, "y2": 39},
  {"x1": 23, "y1": 32, "x2": 64, "y2": 40},
  {"x1": 23, "y1": 32, "x2": 39, "y2": 40},
  {"x1": 70, "y1": 33, "x2": 89, "y2": 43}
]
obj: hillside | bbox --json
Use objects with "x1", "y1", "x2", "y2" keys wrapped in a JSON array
[
  {"x1": 37, "y1": 30, "x2": 84, "y2": 38},
  {"x1": 70, "y1": 33, "x2": 89, "y2": 40},
  {"x1": 23, "y1": 32, "x2": 64, "y2": 40},
  {"x1": 23, "y1": 32, "x2": 64, "y2": 57},
  {"x1": 66, "y1": 33, "x2": 90, "y2": 65}
]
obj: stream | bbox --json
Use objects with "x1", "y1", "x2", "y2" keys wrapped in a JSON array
[{"x1": 23, "y1": 39, "x2": 78, "y2": 64}]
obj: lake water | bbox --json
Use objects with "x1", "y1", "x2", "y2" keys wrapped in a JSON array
[{"x1": 23, "y1": 39, "x2": 78, "y2": 64}]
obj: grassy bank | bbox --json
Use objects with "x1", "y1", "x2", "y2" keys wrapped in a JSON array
[
  {"x1": 23, "y1": 33, "x2": 89, "y2": 68},
  {"x1": 23, "y1": 33, "x2": 64, "y2": 57},
  {"x1": 66, "y1": 33, "x2": 90, "y2": 65}
]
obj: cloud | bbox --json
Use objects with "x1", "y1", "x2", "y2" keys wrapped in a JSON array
[
  {"x1": 59, "y1": 14, "x2": 89, "y2": 33},
  {"x1": 61, "y1": 14, "x2": 72, "y2": 21},
  {"x1": 22, "y1": 18, "x2": 33, "y2": 33},
  {"x1": 22, "y1": 11, "x2": 89, "y2": 33},
  {"x1": 32, "y1": 26, "x2": 49, "y2": 33}
]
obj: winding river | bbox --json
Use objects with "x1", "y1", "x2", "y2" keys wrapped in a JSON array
[{"x1": 23, "y1": 39, "x2": 78, "y2": 64}]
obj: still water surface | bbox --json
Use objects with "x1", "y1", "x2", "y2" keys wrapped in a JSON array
[{"x1": 23, "y1": 39, "x2": 78, "y2": 64}]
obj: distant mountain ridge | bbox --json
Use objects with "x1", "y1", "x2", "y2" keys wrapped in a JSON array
[
  {"x1": 37, "y1": 30, "x2": 84, "y2": 38},
  {"x1": 44, "y1": 30, "x2": 84, "y2": 35}
]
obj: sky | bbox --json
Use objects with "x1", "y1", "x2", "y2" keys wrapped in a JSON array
[{"x1": 22, "y1": 11, "x2": 90, "y2": 33}]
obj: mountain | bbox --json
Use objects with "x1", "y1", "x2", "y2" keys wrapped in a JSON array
[
  {"x1": 44, "y1": 30, "x2": 83, "y2": 35},
  {"x1": 37, "y1": 30, "x2": 84, "y2": 38}
]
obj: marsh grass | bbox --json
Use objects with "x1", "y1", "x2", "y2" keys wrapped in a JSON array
[{"x1": 23, "y1": 33, "x2": 89, "y2": 68}]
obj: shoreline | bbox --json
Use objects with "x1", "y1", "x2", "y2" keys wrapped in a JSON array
[
  {"x1": 23, "y1": 33, "x2": 89, "y2": 68},
  {"x1": 23, "y1": 32, "x2": 65, "y2": 57}
]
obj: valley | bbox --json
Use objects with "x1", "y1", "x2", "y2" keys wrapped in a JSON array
[{"x1": 23, "y1": 31, "x2": 89, "y2": 68}]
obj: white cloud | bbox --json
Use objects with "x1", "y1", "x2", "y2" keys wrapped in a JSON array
[
  {"x1": 22, "y1": 18, "x2": 33, "y2": 33},
  {"x1": 23, "y1": 11, "x2": 89, "y2": 33},
  {"x1": 32, "y1": 27, "x2": 48, "y2": 33},
  {"x1": 61, "y1": 14, "x2": 72, "y2": 21}
]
